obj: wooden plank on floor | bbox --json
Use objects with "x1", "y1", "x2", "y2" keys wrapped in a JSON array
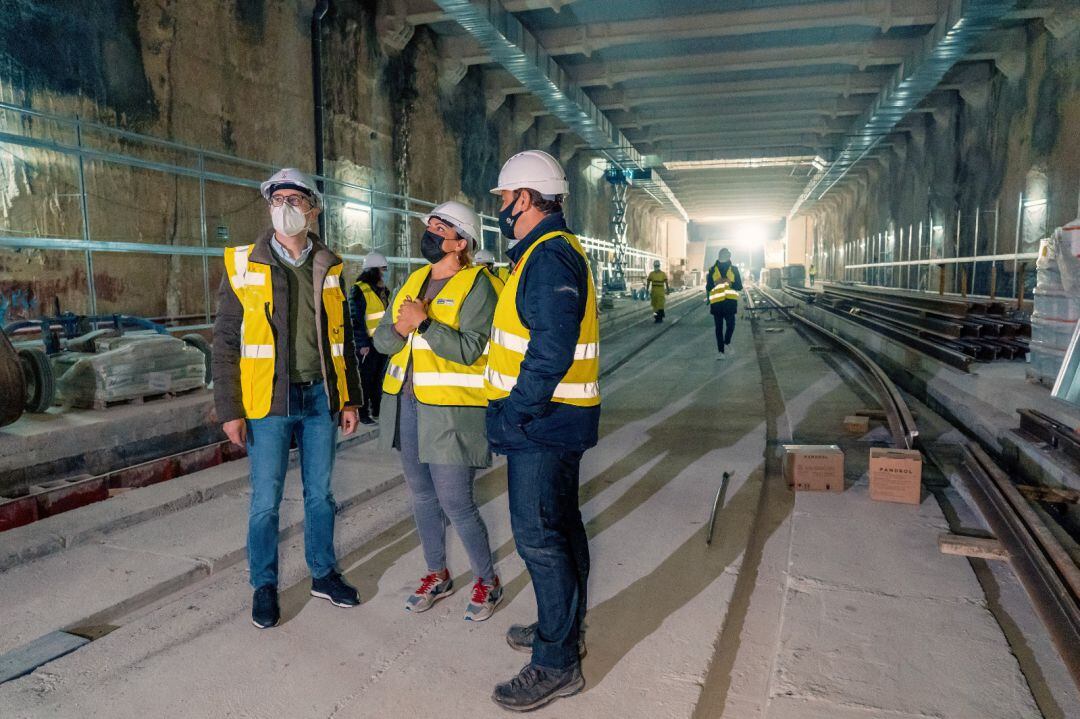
[{"x1": 938, "y1": 532, "x2": 1009, "y2": 561}]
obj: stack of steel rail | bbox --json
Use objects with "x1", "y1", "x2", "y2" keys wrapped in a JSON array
[{"x1": 783, "y1": 283, "x2": 1029, "y2": 371}]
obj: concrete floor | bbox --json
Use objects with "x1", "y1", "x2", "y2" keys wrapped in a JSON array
[{"x1": 0, "y1": 305, "x2": 1068, "y2": 718}]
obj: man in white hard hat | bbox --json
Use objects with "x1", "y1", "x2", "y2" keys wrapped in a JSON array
[
  {"x1": 212, "y1": 168, "x2": 362, "y2": 630},
  {"x1": 350, "y1": 251, "x2": 390, "y2": 425},
  {"x1": 484, "y1": 150, "x2": 599, "y2": 711}
]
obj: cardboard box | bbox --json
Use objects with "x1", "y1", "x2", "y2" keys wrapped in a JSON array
[
  {"x1": 843, "y1": 415, "x2": 870, "y2": 434},
  {"x1": 869, "y1": 448, "x2": 923, "y2": 505},
  {"x1": 783, "y1": 445, "x2": 845, "y2": 492}
]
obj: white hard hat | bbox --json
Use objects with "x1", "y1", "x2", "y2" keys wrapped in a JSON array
[
  {"x1": 475, "y1": 249, "x2": 496, "y2": 264},
  {"x1": 260, "y1": 168, "x2": 322, "y2": 207},
  {"x1": 490, "y1": 150, "x2": 569, "y2": 198},
  {"x1": 421, "y1": 200, "x2": 481, "y2": 245},
  {"x1": 362, "y1": 251, "x2": 388, "y2": 270}
]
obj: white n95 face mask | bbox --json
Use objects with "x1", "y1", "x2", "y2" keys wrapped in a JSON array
[{"x1": 271, "y1": 203, "x2": 309, "y2": 237}]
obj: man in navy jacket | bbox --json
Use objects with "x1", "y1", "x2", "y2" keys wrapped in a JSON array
[{"x1": 486, "y1": 150, "x2": 598, "y2": 712}]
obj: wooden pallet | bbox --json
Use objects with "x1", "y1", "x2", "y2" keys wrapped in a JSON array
[{"x1": 89, "y1": 385, "x2": 203, "y2": 411}]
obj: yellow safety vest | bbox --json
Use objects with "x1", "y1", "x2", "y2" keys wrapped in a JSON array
[
  {"x1": 484, "y1": 267, "x2": 505, "y2": 295},
  {"x1": 224, "y1": 244, "x2": 351, "y2": 419},
  {"x1": 709, "y1": 264, "x2": 739, "y2": 304},
  {"x1": 485, "y1": 231, "x2": 600, "y2": 408},
  {"x1": 354, "y1": 280, "x2": 386, "y2": 335},
  {"x1": 382, "y1": 264, "x2": 489, "y2": 407},
  {"x1": 647, "y1": 270, "x2": 667, "y2": 288},
  {"x1": 496, "y1": 266, "x2": 511, "y2": 284}
]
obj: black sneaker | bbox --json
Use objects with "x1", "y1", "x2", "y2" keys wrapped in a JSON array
[
  {"x1": 251, "y1": 585, "x2": 280, "y2": 629},
  {"x1": 358, "y1": 414, "x2": 376, "y2": 426},
  {"x1": 505, "y1": 623, "x2": 587, "y2": 658},
  {"x1": 310, "y1": 571, "x2": 361, "y2": 607},
  {"x1": 491, "y1": 662, "x2": 585, "y2": 712}
]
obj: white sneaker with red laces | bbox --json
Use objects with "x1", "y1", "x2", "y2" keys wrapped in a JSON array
[
  {"x1": 405, "y1": 571, "x2": 454, "y2": 613},
  {"x1": 464, "y1": 576, "x2": 503, "y2": 622}
]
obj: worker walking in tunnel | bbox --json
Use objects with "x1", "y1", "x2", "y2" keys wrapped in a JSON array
[
  {"x1": 706, "y1": 247, "x2": 743, "y2": 359},
  {"x1": 372, "y1": 200, "x2": 504, "y2": 623},
  {"x1": 350, "y1": 251, "x2": 390, "y2": 425},
  {"x1": 476, "y1": 248, "x2": 506, "y2": 294},
  {"x1": 647, "y1": 259, "x2": 669, "y2": 322},
  {"x1": 212, "y1": 168, "x2": 362, "y2": 630},
  {"x1": 485, "y1": 150, "x2": 599, "y2": 712},
  {"x1": 809, "y1": 262, "x2": 817, "y2": 287}
]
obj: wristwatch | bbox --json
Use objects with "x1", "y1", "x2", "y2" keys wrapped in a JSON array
[{"x1": 417, "y1": 318, "x2": 433, "y2": 334}]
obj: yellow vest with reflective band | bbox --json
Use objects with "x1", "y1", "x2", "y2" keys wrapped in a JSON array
[
  {"x1": 224, "y1": 244, "x2": 351, "y2": 419},
  {"x1": 382, "y1": 265, "x2": 489, "y2": 407},
  {"x1": 647, "y1": 270, "x2": 667, "y2": 287},
  {"x1": 709, "y1": 264, "x2": 739, "y2": 304},
  {"x1": 485, "y1": 231, "x2": 600, "y2": 408},
  {"x1": 354, "y1": 280, "x2": 386, "y2": 335},
  {"x1": 484, "y1": 267, "x2": 505, "y2": 295},
  {"x1": 496, "y1": 266, "x2": 511, "y2": 284}
]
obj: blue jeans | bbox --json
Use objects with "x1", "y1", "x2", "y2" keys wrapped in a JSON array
[
  {"x1": 246, "y1": 381, "x2": 339, "y2": 589},
  {"x1": 398, "y1": 390, "x2": 495, "y2": 581},
  {"x1": 507, "y1": 450, "x2": 589, "y2": 670}
]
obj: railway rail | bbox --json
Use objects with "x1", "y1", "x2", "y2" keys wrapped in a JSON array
[{"x1": 746, "y1": 281, "x2": 1080, "y2": 691}]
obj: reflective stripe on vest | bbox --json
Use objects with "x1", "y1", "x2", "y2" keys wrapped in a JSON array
[
  {"x1": 382, "y1": 265, "x2": 490, "y2": 407},
  {"x1": 355, "y1": 281, "x2": 386, "y2": 335},
  {"x1": 709, "y1": 265, "x2": 739, "y2": 303},
  {"x1": 484, "y1": 230, "x2": 601, "y2": 408},
  {"x1": 224, "y1": 244, "x2": 351, "y2": 419}
]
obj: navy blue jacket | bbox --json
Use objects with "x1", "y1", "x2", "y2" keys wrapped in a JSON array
[
  {"x1": 706, "y1": 261, "x2": 743, "y2": 314},
  {"x1": 486, "y1": 212, "x2": 601, "y2": 454}
]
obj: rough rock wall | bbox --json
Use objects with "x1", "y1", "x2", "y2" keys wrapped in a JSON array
[
  {"x1": 806, "y1": 22, "x2": 1079, "y2": 296},
  {"x1": 0, "y1": 0, "x2": 683, "y2": 323}
]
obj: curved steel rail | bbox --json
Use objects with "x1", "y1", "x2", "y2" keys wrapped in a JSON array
[{"x1": 748, "y1": 285, "x2": 917, "y2": 450}]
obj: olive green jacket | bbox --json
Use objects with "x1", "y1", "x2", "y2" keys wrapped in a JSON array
[{"x1": 372, "y1": 268, "x2": 498, "y2": 468}]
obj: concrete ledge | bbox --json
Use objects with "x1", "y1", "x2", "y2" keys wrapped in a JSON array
[
  {"x1": 0, "y1": 422, "x2": 380, "y2": 573},
  {"x1": 0, "y1": 438, "x2": 406, "y2": 658}
]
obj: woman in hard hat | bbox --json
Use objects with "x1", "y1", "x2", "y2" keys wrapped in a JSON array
[
  {"x1": 372, "y1": 200, "x2": 503, "y2": 622},
  {"x1": 350, "y1": 252, "x2": 390, "y2": 425},
  {"x1": 647, "y1": 259, "x2": 669, "y2": 322}
]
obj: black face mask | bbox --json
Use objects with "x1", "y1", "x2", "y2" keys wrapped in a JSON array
[
  {"x1": 421, "y1": 231, "x2": 448, "y2": 264},
  {"x1": 499, "y1": 197, "x2": 525, "y2": 241}
]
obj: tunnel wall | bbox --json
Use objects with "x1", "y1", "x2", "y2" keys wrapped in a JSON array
[
  {"x1": 801, "y1": 21, "x2": 1079, "y2": 298},
  {"x1": 0, "y1": 0, "x2": 685, "y2": 324}
]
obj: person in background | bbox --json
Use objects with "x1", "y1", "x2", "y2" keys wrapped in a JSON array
[
  {"x1": 372, "y1": 200, "x2": 504, "y2": 623},
  {"x1": 705, "y1": 247, "x2": 743, "y2": 360},
  {"x1": 212, "y1": 168, "x2": 362, "y2": 630},
  {"x1": 809, "y1": 262, "x2": 817, "y2": 287},
  {"x1": 350, "y1": 252, "x2": 390, "y2": 425},
  {"x1": 646, "y1": 259, "x2": 669, "y2": 323},
  {"x1": 486, "y1": 150, "x2": 599, "y2": 712},
  {"x1": 476, "y1": 248, "x2": 506, "y2": 294}
]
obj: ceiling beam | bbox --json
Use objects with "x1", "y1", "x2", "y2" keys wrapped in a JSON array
[
  {"x1": 438, "y1": 0, "x2": 938, "y2": 61},
  {"x1": 568, "y1": 38, "x2": 920, "y2": 87},
  {"x1": 403, "y1": 0, "x2": 580, "y2": 26},
  {"x1": 589, "y1": 72, "x2": 892, "y2": 111}
]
